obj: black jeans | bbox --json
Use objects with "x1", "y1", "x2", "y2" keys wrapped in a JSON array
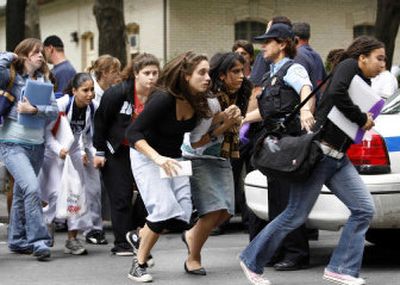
[
  {"x1": 267, "y1": 175, "x2": 310, "y2": 262},
  {"x1": 101, "y1": 145, "x2": 146, "y2": 245}
]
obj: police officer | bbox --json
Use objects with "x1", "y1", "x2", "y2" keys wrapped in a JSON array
[{"x1": 242, "y1": 23, "x2": 314, "y2": 271}]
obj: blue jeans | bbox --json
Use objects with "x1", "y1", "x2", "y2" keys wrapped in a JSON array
[
  {"x1": 240, "y1": 155, "x2": 375, "y2": 277},
  {"x1": 0, "y1": 142, "x2": 51, "y2": 253}
]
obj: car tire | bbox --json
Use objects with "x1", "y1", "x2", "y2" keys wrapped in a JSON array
[{"x1": 366, "y1": 229, "x2": 400, "y2": 247}]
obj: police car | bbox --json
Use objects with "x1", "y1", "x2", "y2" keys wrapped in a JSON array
[{"x1": 244, "y1": 90, "x2": 400, "y2": 245}]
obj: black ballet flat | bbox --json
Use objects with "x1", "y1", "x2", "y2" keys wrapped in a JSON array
[{"x1": 184, "y1": 261, "x2": 207, "y2": 276}]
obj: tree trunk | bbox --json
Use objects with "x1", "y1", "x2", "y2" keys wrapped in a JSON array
[
  {"x1": 93, "y1": 0, "x2": 127, "y2": 67},
  {"x1": 6, "y1": 0, "x2": 27, "y2": 52},
  {"x1": 25, "y1": 0, "x2": 41, "y2": 39},
  {"x1": 375, "y1": 0, "x2": 400, "y2": 69}
]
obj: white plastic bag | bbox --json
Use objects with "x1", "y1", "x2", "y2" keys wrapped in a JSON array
[
  {"x1": 53, "y1": 114, "x2": 75, "y2": 150},
  {"x1": 55, "y1": 155, "x2": 87, "y2": 219}
]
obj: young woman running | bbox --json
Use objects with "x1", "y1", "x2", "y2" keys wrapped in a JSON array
[{"x1": 126, "y1": 51, "x2": 212, "y2": 282}]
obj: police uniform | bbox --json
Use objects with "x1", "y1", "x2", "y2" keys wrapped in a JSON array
[{"x1": 258, "y1": 57, "x2": 312, "y2": 267}]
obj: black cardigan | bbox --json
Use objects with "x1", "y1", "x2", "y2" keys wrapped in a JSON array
[
  {"x1": 93, "y1": 78, "x2": 135, "y2": 156},
  {"x1": 314, "y1": 58, "x2": 368, "y2": 152}
]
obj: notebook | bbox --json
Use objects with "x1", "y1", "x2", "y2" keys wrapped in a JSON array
[{"x1": 159, "y1": 160, "x2": 192, "y2": 178}]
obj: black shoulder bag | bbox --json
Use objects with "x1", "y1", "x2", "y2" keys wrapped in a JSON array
[
  {"x1": 251, "y1": 73, "x2": 332, "y2": 182},
  {"x1": 0, "y1": 64, "x2": 16, "y2": 116}
]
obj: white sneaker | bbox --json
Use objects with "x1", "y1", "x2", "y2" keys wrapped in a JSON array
[
  {"x1": 240, "y1": 261, "x2": 271, "y2": 285},
  {"x1": 64, "y1": 239, "x2": 87, "y2": 255},
  {"x1": 323, "y1": 268, "x2": 366, "y2": 285}
]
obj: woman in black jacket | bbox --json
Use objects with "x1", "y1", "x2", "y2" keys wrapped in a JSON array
[
  {"x1": 240, "y1": 36, "x2": 384, "y2": 285},
  {"x1": 93, "y1": 53, "x2": 160, "y2": 256}
]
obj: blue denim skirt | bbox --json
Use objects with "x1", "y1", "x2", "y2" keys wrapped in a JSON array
[{"x1": 189, "y1": 158, "x2": 235, "y2": 217}]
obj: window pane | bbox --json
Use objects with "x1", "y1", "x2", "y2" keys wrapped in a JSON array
[
  {"x1": 235, "y1": 21, "x2": 266, "y2": 42},
  {"x1": 353, "y1": 25, "x2": 375, "y2": 38}
]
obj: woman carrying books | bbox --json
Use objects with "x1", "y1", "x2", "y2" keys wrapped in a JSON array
[{"x1": 0, "y1": 38, "x2": 58, "y2": 261}]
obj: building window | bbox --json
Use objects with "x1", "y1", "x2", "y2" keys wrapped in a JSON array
[
  {"x1": 126, "y1": 23, "x2": 140, "y2": 58},
  {"x1": 235, "y1": 21, "x2": 266, "y2": 42},
  {"x1": 81, "y1": 31, "x2": 96, "y2": 70},
  {"x1": 89, "y1": 36, "x2": 94, "y2": 51},
  {"x1": 353, "y1": 24, "x2": 375, "y2": 38}
]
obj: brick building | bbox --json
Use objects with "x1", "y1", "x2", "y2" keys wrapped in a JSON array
[{"x1": 0, "y1": 0, "x2": 398, "y2": 71}]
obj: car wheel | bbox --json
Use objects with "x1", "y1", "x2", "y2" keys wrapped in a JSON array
[{"x1": 366, "y1": 229, "x2": 400, "y2": 247}]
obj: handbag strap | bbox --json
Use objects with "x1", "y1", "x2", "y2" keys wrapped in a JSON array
[
  {"x1": 6, "y1": 64, "x2": 16, "y2": 92},
  {"x1": 283, "y1": 72, "x2": 332, "y2": 128}
]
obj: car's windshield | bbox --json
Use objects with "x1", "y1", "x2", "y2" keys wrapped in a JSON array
[{"x1": 382, "y1": 89, "x2": 400, "y2": 114}]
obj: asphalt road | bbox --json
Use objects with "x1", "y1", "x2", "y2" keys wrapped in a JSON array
[{"x1": 1, "y1": 223, "x2": 400, "y2": 285}]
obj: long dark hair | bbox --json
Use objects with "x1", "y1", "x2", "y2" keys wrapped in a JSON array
[
  {"x1": 276, "y1": 37, "x2": 297, "y2": 59},
  {"x1": 63, "y1": 72, "x2": 93, "y2": 96},
  {"x1": 209, "y1": 52, "x2": 252, "y2": 114},
  {"x1": 325, "y1": 48, "x2": 345, "y2": 72},
  {"x1": 155, "y1": 51, "x2": 212, "y2": 119},
  {"x1": 339, "y1": 36, "x2": 384, "y2": 63},
  {"x1": 232, "y1": 40, "x2": 255, "y2": 64}
]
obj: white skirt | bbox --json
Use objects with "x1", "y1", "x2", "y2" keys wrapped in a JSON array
[{"x1": 130, "y1": 148, "x2": 192, "y2": 223}]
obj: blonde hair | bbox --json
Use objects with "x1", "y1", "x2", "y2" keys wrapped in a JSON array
[{"x1": 87, "y1": 54, "x2": 121, "y2": 81}]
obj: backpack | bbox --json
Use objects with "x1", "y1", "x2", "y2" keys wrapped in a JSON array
[{"x1": 0, "y1": 64, "x2": 17, "y2": 124}]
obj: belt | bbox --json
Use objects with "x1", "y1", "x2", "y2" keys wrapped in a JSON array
[{"x1": 320, "y1": 143, "x2": 344, "y2": 160}]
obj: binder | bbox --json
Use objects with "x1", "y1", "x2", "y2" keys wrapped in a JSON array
[{"x1": 18, "y1": 79, "x2": 53, "y2": 129}]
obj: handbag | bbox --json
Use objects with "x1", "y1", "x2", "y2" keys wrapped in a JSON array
[
  {"x1": 251, "y1": 73, "x2": 332, "y2": 182},
  {"x1": 0, "y1": 64, "x2": 17, "y2": 125},
  {"x1": 252, "y1": 129, "x2": 322, "y2": 182}
]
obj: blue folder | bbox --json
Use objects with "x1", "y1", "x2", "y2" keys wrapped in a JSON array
[{"x1": 18, "y1": 79, "x2": 53, "y2": 129}]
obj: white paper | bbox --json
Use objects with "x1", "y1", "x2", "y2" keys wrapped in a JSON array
[
  {"x1": 327, "y1": 75, "x2": 385, "y2": 143},
  {"x1": 159, "y1": 160, "x2": 192, "y2": 178}
]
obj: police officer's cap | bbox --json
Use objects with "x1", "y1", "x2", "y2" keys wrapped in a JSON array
[{"x1": 253, "y1": 23, "x2": 294, "y2": 42}]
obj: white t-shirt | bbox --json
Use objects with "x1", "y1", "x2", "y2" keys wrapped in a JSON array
[
  {"x1": 92, "y1": 74, "x2": 104, "y2": 104},
  {"x1": 181, "y1": 97, "x2": 224, "y2": 158}
]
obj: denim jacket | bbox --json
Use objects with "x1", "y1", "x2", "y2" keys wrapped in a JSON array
[
  {"x1": 0, "y1": 52, "x2": 58, "y2": 144},
  {"x1": 0, "y1": 52, "x2": 58, "y2": 122}
]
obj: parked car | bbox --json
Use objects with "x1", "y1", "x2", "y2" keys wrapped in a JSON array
[{"x1": 244, "y1": 89, "x2": 400, "y2": 246}]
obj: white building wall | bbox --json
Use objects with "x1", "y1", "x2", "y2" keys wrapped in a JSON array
[
  {"x1": 40, "y1": 0, "x2": 96, "y2": 71},
  {"x1": 125, "y1": 0, "x2": 165, "y2": 64},
  {"x1": 0, "y1": 17, "x2": 5, "y2": 51},
  {"x1": 0, "y1": 0, "x2": 165, "y2": 70}
]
